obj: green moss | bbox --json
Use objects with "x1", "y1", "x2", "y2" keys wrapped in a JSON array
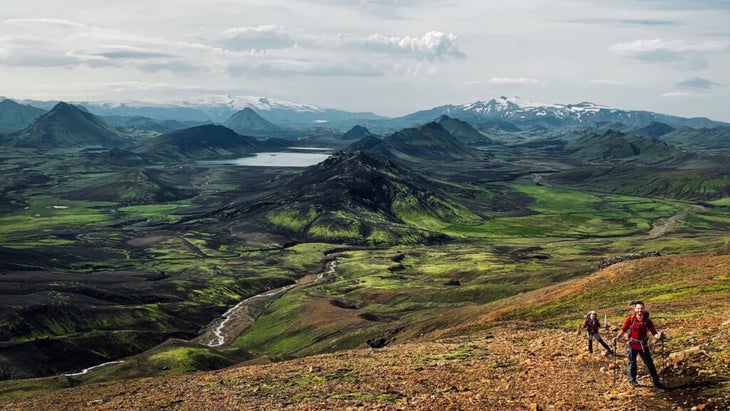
[
  {"x1": 267, "y1": 207, "x2": 318, "y2": 231},
  {"x1": 147, "y1": 347, "x2": 230, "y2": 375}
]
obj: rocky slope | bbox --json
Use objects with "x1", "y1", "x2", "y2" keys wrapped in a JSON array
[{"x1": 1, "y1": 252, "x2": 729, "y2": 410}]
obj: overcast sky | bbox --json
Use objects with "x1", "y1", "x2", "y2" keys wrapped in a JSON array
[{"x1": 1, "y1": 0, "x2": 729, "y2": 121}]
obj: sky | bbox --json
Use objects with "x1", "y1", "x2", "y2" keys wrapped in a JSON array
[{"x1": 1, "y1": 0, "x2": 729, "y2": 121}]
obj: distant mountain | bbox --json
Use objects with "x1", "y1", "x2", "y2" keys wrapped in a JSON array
[
  {"x1": 102, "y1": 115, "x2": 209, "y2": 134},
  {"x1": 10, "y1": 95, "x2": 729, "y2": 135},
  {"x1": 552, "y1": 164, "x2": 730, "y2": 201},
  {"x1": 631, "y1": 122, "x2": 676, "y2": 138},
  {"x1": 474, "y1": 119, "x2": 520, "y2": 133},
  {"x1": 223, "y1": 151, "x2": 479, "y2": 245},
  {"x1": 347, "y1": 122, "x2": 483, "y2": 162},
  {"x1": 223, "y1": 107, "x2": 283, "y2": 137},
  {"x1": 435, "y1": 115, "x2": 493, "y2": 145},
  {"x1": 17, "y1": 95, "x2": 386, "y2": 125},
  {"x1": 387, "y1": 96, "x2": 728, "y2": 131},
  {"x1": 4, "y1": 102, "x2": 129, "y2": 149},
  {"x1": 341, "y1": 125, "x2": 375, "y2": 140},
  {"x1": 206, "y1": 95, "x2": 386, "y2": 125},
  {"x1": 131, "y1": 124, "x2": 260, "y2": 161},
  {"x1": 659, "y1": 126, "x2": 730, "y2": 151},
  {"x1": 565, "y1": 130, "x2": 688, "y2": 164},
  {"x1": 0, "y1": 99, "x2": 46, "y2": 134}
]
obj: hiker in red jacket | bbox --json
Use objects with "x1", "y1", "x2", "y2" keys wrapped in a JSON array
[
  {"x1": 612, "y1": 301, "x2": 666, "y2": 389},
  {"x1": 580, "y1": 311, "x2": 614, "y2": 356}
]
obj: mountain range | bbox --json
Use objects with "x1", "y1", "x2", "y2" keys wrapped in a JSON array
[{"x1": 2, "y1": 95, "x2": 728, "y2": 137}]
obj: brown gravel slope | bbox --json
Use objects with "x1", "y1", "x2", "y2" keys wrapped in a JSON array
[{"x1": 1, "y1": 252, "x2": 729, "y2": 411}]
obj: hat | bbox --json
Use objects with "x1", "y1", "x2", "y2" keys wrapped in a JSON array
[{"x1": 588, "y1": 310, "x2": 597, "y2": 316}]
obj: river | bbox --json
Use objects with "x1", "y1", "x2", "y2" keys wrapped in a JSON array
[
  {"x1": 57, "y1": 259, "x2": 337, "y2": 377},
  {"x1": 196, "y1": 259, "x2": 338, "y2": 347}
]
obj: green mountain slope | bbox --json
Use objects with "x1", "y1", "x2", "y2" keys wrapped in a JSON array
[
  {"x1": 221, "y1": 151, "x2": 482, "y2": 245},
  {"x1": 61, "y1": 168, "x2": 198, "y2": 204},
  {"x1": 551, "y1": 165, "x2": 730, "y2": 201},
  {"x1": 0, "y1": 99, "x2": 46, "y2": 134},
  {"x1": 131, "y1": 124, "x2": 260, "y2": 161},
  {"x1": 436, "y1": 115, "x2": 494, "y2": 145},
  {"x1": 660, "y1": 126, "x2": 730, "y2": 152},
  {"x1": 346, "y1": 122, "x2": 483, "y2": 163},
  {"x1": 223, "y1": 107, "x2": 282, "y2": 136},
  {"x1": 566, "y1": 130, "x2": 689, "y2": 164},
  {"x1": 5, "y1": 102, "x2": 129, "y2": 149}
]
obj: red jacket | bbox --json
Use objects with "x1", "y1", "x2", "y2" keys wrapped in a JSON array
[
  {"x1": 583, "y1": 317, "x2": 601, "y2": 335},
  {"x1": 621, "y1": 314, "x2": 657, "y2": 350}
]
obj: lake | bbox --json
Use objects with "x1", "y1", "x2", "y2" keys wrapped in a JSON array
[{"x1": 199, "y1": 149, "x2": 332, "y2": 167}]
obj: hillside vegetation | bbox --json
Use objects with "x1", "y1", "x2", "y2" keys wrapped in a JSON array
[{"x1": 1, "y1": 251, "x2": 728, "y2": 410}]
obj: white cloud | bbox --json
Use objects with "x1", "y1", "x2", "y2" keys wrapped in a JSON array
[
  {"x1": 221, "y1": 25, "x2": 295, "y2": 51},
  {"x1": 4, "y1": 17, "x2": 88, "y2": 29},
  {"x1": 589, "y1": 79, "x2": 624, "y2": 85},
  {"x1": 355, "y1": 31, "x2": 465, "y2": 60},
  {"x1": 673, "y1": 76, "x2": 720, "y2": 91},
  {"x1": 487, "y1": 77, "x2": 539, "y2": 86},
  {"x1": 609, "y1": 38, "x2": 730, "y2": 69}
]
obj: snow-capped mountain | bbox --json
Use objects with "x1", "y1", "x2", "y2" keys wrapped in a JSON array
[
  {"x1": 5, "y1": 95, "x2": 726, "y2": 135},
  {"x1": 12, "y1": 95, "x2": 386, "y2": 125},
  {"x1": 460, "y1": 96, "x2": 609, "y2": 120},
  {"x1": 392, "y1": 96, "x2": 723, "y2": 130}
]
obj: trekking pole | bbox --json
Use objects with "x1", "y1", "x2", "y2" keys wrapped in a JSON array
[
  {"x1": 660, "y1": 336, "x2": 665, "y2": 370},
  {"x1": 612, "y1": 338, "x2": 618, "y2": 385}
]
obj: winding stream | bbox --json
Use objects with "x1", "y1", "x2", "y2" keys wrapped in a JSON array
[
  {"x1": 199, "y1": 259, "x2": 337, "y2": 347},
  {"x1": 62, "y1": 360, "x2": 125, "y2": 377},
  {"x1": 57, "y1": 260, "x2": 337, "y2": 377}
]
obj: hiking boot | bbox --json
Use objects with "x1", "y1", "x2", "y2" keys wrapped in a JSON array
[
  {"x1": 605, "y1": 351, "x2": 615, "y2": 357},
  {"x1": 654, "y1": 383, "x2": 667, "y2": 390},
  {"x1": 629, "y1": 380, "x2": 638, "y2": 387}
]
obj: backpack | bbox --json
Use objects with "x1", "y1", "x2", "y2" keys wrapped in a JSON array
[
  {"x1": 626, "y1": 312, "x2": 651, "y2": 342},
  {"x1": 583, "y1": 312, "x2": 600, "y2": 333}
]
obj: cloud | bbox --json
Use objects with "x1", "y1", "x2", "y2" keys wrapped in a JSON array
[
  {"x1": 352, "y1": 31, "x2": 466, "y2": 60},
  {"x1": 487, "y1": 77, "x2": 539, "y2": 85},
  {"x1": 589, "y1": 79, "x2": 625, "y2": 85},
  {"x1": 221, "y1": 25, "x2": 295, "y2": 51},
  {"x1": 626, "y1": 0, "x2": 730, "y2": 11},
  {"x1": 76, "y1": 45, "x2": 177, "y2": 60},
  {"x1": 216, "y1": 28, "x2": 466, "y2": 61},
  {"x1": 566, "y1": 17, "x2": 678, "y2": 27},
  {"x1": 673, "y1": 77, "x2": 720, "y2": 91},
  {"x1": 226, "y1": 57, "x2": 384, "y2": 77},
  {"x1": 4, "y1": 18, "x2": 88, "y2": 29},
  {"x1": 609, "y1": 38, "x2": 730, "y2": 69}
]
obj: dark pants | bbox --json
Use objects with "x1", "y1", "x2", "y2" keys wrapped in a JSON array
[
  {"x1": 626, "y1": 345, "x2": 662, "y2": 386},
  {"x1": 587, "y1": 333, "x2": 612, "y2": 354}
]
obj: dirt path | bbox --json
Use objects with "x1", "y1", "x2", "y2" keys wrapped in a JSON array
[{"x1": 648, "y1": 205, "x2": 706, "y2": 238}]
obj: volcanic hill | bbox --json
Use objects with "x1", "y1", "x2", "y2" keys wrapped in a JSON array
[
  {"x1": 223, "y1": 107, "x2": 282, "y2": 137},
  {"x1": 346, "y1": 122, "x2": 483, "y2": 163},
  {"x1": 131, "y1": 124, "x2": 260, "y2": 161},
  {"x1": 5, "y1": 102, "x2": 129, "y2": 149},
  {"x1": 216, "y1": 151, "x2": 481, "y2": 245}
]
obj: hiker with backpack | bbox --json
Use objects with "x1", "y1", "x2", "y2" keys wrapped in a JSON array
[
  {"x1": 580, "y1": 310, "x2": 614, "y2": 356},
  {"x1": 612, "y1": 301, "x2": 666, "y2": 389}
]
